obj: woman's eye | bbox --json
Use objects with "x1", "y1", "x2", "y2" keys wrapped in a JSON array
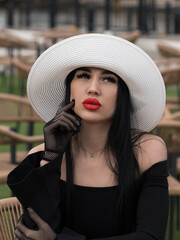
[
  {"x1": 103, "y1": 77, "x2": 117, "y2": 83},
  {"x1": 76, "y1": 73, "x2": 90, "y2": 79}
]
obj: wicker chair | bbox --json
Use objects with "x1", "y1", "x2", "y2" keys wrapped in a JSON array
[
  {"x1": 13, "y1": 57, "x2": 34, "y2": 75},
  {"x1": 116, "y1": 30, "x2": 141, "y2": 43},
  {"x1": 157, "y1": 105, "x2": 180, "y2": 175},
  {"x1": 157, "y1": 115, "x2": 180, "y2": 175},
  {"x1": 0, "y1": 28, "x2": 37, "y2": 50},
  {"x1": 0, "y1": 197, "x2": 23, "y2": 240},
  {"x1": 0, "y1": 124, "x2": 43, "y2": 180},
  {"x1": 0, "y1": 28, "x2": 38, "y2": 92},
  {"x1": 0, "y1": 125, "x2": 44, "y2": 145},
  {"x1": 156, "y1": 58, "x2": 180, "y2": 84},
  {"x1": 167, "y1": 174, "x2": 180, "y2": 240},
  {"x1": 157, "y1": 106, "x2": 180, "y2": 156},
  {"x1": 0, "y1": 93, "x2": 43, "y2": 123},
  {"x1": 155, "y1": 106, "x2": 180, "y2": 240},
  {"x1": 156, "y1": 58, "x2": 180, "y2": 111},
  {"x1": 155, "y1": 106, "x2": 180, "y2": 175},
  {"x1": 157, "y1": 42, "x2": 180, "y2": 58},
  {"x1": 12, "y1": 57, "x2": 34, "y2": 96},
  {"x1": 38, "y1": 26, "x2": 85, "y2": 43},
  {"x1": 177, "y1": 157, "x2": 180, "y2": 177},
  {"x1": 0, "y1": 93, "x2": 44, "y2": 183},
  {"x1": 0, "y1": 56, "x2": 12, "y2": 67},
  {"x1": 0, "y1": 93, "x2": 44, "y2": 182}
]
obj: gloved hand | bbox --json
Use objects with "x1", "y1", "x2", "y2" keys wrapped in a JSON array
[
  {"x1": 15, "y1": 208, "x2": 57, "y2": 240},
  {"x1": 43, "y1": 100, "x2": 81, "y2": 161}
]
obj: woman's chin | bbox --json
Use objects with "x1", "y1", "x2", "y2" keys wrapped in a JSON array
[
  {"x1": 81, "y1": 115, "x2": 112, "y2": 125},
  {"x1": 74, "y1": 107, "x2": 99, "y2": 119}
]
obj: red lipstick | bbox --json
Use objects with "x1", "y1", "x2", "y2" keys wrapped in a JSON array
[{"x1": 82, "y1": 98, "x2": 102, "y2": 110}]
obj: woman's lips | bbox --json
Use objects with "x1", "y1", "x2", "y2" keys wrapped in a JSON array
[{"x1": 82, "y1": 98, "x2": 102, "y2": 110}]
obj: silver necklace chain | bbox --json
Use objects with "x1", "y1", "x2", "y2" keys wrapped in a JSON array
[{"x1": 83, "y1": 147, "x2": 105, "y2": 157}]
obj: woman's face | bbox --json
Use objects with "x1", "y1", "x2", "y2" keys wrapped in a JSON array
[{"x1": 70, "y1": 67, "x2": 118, "y2": 124}]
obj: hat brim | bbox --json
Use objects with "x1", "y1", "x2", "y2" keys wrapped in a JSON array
[{"x1": 27, "y1": 33, "x2": 165, "y2": 132}]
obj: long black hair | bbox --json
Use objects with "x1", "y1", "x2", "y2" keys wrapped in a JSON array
[{"x1": 64, "y1": 68, "x2": 143, "y2": 233}]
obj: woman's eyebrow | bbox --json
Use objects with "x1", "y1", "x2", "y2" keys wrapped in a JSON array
[{"x1": 102, "y1": 70, "x2": 119, "y2": 80}]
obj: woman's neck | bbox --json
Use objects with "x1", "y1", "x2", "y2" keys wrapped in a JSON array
[{"x1": 72, "y1": 121, "x2": 111, "y2": 158}]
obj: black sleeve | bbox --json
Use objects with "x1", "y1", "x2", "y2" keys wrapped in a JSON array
[
  {"x1": 56, "y1": 161, "x2": 169, "y2": 240},
  {"x1": 7, "y1": 151, "x2": 63, "y2": 233}
]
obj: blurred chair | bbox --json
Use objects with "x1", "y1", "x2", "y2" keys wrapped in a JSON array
[
  {"x1": 156, "y1": 106, "x2": 180, "y2": 240},
  {"x1": 0, "y1": 125, "x2": 44, "y2": 146},
  {"x1": 116, "y1": 30, "x2": 141, "y2": 43},
  {"x1": 0, "y1": 125, "x2": 43, "y2": 183},
  {"x1": 0, "y1": 56, "x2": 12, "y2": 86},
  {"x1": 38, "y1": 25, "x2": 86, "y2": 44},
  {"x1": 0, "y1": 197, "x2": 23, "y2": 240},
  {"x1": 0, "y1": 93, "x2": 43, "y2": 123},
  {"x1": 0, "y1": 124, "x2": 43, "y2": 183},
  {"x1": 12, "y1": 57, "x2": 34, "y2": 96},
  {"x1": 0, "y1": 56, "x2": 12, "y2": 67},
  {"x1": 0, "y1": 28, "x2": 38, "y2": 58},
  {"x1": 156, "y1": 106, "x2": 180, "y2": 189},
  {"x1": 0, "y1": 29, "x2": 35, "y2": 49},
  {"x1": 156, "y1": 58, "x2": 180, "y2": 85},
  {"x1": 168, "y1": 175, "x2": 180, "y2": 240},
  {"x1": 169, "y1": 175, "x2": 180, "y2": 195},
  {"x1": 157, "y1": 106, "x2": 180, "y2": 163},
  {"x1": 157, "y1": 42, "x2": 180, "y2": 58},
  {"x1": 156, "y1": 58, "x2": 180, "y2": 111},
  {"x1": 0, "y1": 93, "x2": 44, "y2": 165},
  {"x1": 0, "y1": 29, "x2": 38, "y2": 93}
]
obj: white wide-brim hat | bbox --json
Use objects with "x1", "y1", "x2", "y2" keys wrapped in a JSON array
[{"x1": 27, "y1": 33, "x2": 165, "y2": 132}]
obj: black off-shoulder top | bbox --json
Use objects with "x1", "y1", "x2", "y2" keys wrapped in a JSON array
[{"x1": 7, "y1": 151, "x2": 169, "y2": 240}]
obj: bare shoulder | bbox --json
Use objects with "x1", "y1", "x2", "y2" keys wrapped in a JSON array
[
  {"x1": 135, "y1": 134, "x2": 167, "y2": 173},
  {"x1": 28, "y1": 143, "x2": 45, "y2": 155}
]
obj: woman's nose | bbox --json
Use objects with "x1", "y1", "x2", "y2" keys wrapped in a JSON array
[{"x1": 87, "y1": 78, "x2": 101, "y2": 95}]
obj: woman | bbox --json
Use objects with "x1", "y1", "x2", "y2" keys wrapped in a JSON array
[{"x1": 7, "y1": 34, "x2": 168, "y2": 240}]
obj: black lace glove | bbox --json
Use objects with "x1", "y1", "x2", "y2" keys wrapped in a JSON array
[{"x1": 43, "y1": 100, "x2": 81, "y2": 161}]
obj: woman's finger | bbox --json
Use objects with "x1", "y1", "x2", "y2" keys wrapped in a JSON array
[
  {"x1": 27, "y1": 208, "x2": 46, "y2": 229},
  {"x1": 56, "y1": 101, "x2": 75, "y2": 114},
  {"x1": 58, "y1": 116, "x2": 78, "y2": 131},
  {"x1": 47, "y1": 118, "x2": 72, "y2": 131},
  {"x1": 55, "y1": 111, "x2": 81, "y2": 127},
  {"x1": 46, "y1": 116, "x2": 78, "y2": 132},
  {"x1": 27, "y1": 208, "x2": 57, "y2": 240},
  {"x1": 16, "y1": 217, "x2": 34, "y2": 239},
  {"x1": 15, "y1": 227, "x2": 26, "y2": 240}
]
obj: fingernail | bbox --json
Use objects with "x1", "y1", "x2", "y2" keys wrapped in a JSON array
[
  {"x1": 27, "y1": 207, "x2": 34, "y2": 213},
  {"x1": 76, "y1": 121, "x2": 80, "y2": 126}
]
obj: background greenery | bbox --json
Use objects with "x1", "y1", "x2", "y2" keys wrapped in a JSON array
[{"x1": 0, "y1": 76, "x2": 180, "y2": 239}]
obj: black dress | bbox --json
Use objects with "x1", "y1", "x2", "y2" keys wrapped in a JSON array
[{"x1": 7, "y1": 151, "x2": 169, "y2": 240}]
